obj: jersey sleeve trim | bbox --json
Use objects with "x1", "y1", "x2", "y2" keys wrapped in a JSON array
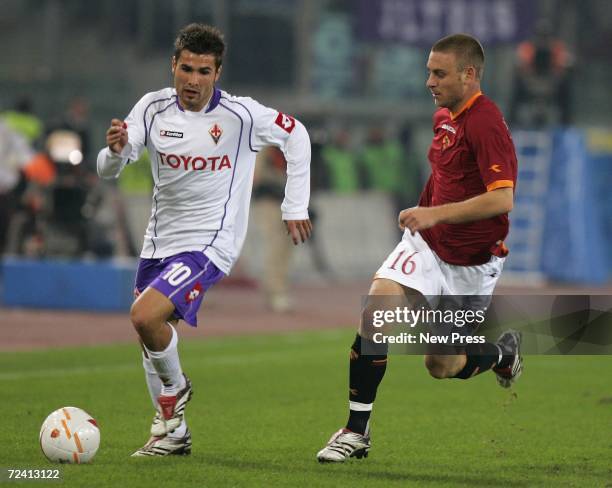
[{"x1": 486, "y1": 180, "x2": 514, "y2": 191}]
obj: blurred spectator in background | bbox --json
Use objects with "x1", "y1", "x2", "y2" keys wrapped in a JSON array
[
  {"x1": 253, "y1": 146, "x2": 294, "y2": 312},
  {"x1": 35, "y1": 97, "x2": 132, "y2": 258},
  {"x1": 1, "y1": 97, "x2": 44, "y2": 146},
  {"x1": 4, "y1": 120, "x2": 118, "y2": 258},
  {"x1": 360, "y1": 125, "x2": 419, "y2": 214},
  {"x1": 6, "y1": 127, "x2": 91, "y2": 257},
  {"x1": 321, "y1": 128, "x2": 360, "y2": 193},
  {"x1": 398, "y1": 122, "x2": 424, "y2": 206},
  {"x1": 4, "y1": 157, "x2": 52, "y2": 258},
  {"x1": 41, "y1": 124, "x2": 92, "y2": 256},
  {"x1": 307, "y1": 123, "x2": 330, "y2": 193},
  {"x1": 299, "y1": 121, "x2": 336, "y2": 282},
  {"x1": 61, "y1": 97, "x2": 94, "y2": 174},
  {"x1": 48, "y1": 97, "x2": 124, "y2": 257},
  {"x1": 509, "y1": 20, "x2": 573, "y2": 128},
  {"x1": 0, "y1": 120, "x2": 35, "y2": 254}
]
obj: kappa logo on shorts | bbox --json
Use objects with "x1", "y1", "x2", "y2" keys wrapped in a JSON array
[
  {"x1": 209, "y1": 123, "x2": 223, "y2": 144},
  {"x1": 185, "y1": 283, "x2": 203, "y2": 303},
  {"x1": 160, "y1": 129, "x2": 184, "y2": 138},
  {"x1": 275, "y1": 112, "x2": 296, "y2": 133}
]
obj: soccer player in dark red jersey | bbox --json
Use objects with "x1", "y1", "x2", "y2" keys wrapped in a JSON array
[{"x1": 317, "y1": 33, "x2": 522, "y2": 463}]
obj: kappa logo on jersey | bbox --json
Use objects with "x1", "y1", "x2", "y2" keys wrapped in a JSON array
[
  {"x1": 441, "y1": 123, "x2": 456, "y2": 134},
  {"x1": 158, "y1": 152, "x2": 232, "y2": 172},
  {"x1": 209, "y1": 123, "x2": 222, "y2": 144},
  {"x1": 185, "y1": 283, "x2": 203, "y2": 303},
  {"x1": 490, "y1": 164, "x2": 502, "y2": 173},
  {"x1": 275, "y1": 112, "x2": 296, "y2": 133},
  {"x1": 160, "y1": 129, "x2": 184, "y2": 138}
]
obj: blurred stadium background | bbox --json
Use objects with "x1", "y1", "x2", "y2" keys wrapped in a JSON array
[{"x1": 1, "y1": 0, "x2": 611, "y2": 337}]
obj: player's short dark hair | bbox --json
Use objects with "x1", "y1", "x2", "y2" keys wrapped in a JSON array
[
  {"x1": 432, "y1": 33, "x2": 485, "y2": 79},
  {"x1": 174, "y1": 23, "x2": 225, "y2": 69}
]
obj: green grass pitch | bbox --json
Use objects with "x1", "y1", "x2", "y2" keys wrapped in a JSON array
[{"x1": 2, "y1": 329, "x2": 611, "y2": 487}]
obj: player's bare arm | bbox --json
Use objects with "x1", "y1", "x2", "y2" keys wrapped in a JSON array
[
  {"x1": 106, "y1": 118, "x2": 128, "y2": 154},
  {"x1": 399, "y1": 187, "x2": 513, "y2": 233},
  {"x1": 284, "y1": 219, "x2": 313, "y2": 245}
]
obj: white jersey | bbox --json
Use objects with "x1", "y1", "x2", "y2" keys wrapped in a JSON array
[{"x1": 97, "y1": 87, "x2": 310, "y2": 274}]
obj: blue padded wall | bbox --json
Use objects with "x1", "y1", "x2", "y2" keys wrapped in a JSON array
[{"x1": 1, "y1": 258, "x2": 137, "y2": 311}]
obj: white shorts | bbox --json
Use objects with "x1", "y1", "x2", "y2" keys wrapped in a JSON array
[{"x1": 375, "y1": 231, "x2": 504, "y2": 302}]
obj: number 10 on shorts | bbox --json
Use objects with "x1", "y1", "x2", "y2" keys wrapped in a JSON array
[
  {"x1": 162, "y1": 262, "x2": 192, "y2": 285},
  {"x1": 388, "y1": 251, "x2": 418, "y2": 275}
]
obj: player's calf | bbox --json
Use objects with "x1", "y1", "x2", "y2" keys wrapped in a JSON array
[
  {"x1": 346, "y1": 333, "x2": 388, "y2": 435},
  {"x1": 424, "y1": 353, "x2": 467, "y2": 379},
  {"x1": 432, "y1": 332, "x2": 523, "y2": 386},
  {"x1": 447, "y1": 342, "x2": 501, "y2": 379}
]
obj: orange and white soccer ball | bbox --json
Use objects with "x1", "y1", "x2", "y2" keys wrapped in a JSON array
[{"x1": 39, "y1": 407, "x2": 100, "y2": 463}]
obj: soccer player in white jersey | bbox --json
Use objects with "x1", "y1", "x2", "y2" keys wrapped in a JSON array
[{"x1": 97, "y1": 23, "x2": 312, "y2": 457}]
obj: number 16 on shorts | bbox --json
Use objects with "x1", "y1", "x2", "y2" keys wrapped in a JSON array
[
  {"x1": 376, "y1": 246, "x2": 429, "y2": 294},
  {"x1": 388, "y1": 250, "x2": 418, "y2": 275}
]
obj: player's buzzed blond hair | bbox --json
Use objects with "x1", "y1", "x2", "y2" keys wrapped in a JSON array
[{"x1": 432, "y1": 33, "x2": 485, "y2": 79}]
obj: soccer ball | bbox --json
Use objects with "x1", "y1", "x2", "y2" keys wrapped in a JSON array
[{"x1": 39, "y1": 407, "x2": 100, "y2": 463}]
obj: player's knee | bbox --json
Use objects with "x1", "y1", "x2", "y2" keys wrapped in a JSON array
[
  {"x1": 359, "y1": 305, "x2": 379, "y2": 340},
  {"x1": 424, "y1": 355, "x2": 456, "y2": 379},
  {"x1": 130, "y1": 303, "x2": 154, "y2": 335}
]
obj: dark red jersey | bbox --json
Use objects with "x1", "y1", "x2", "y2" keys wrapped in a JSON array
[{"x1": 419, "y1": 92, "x2": 517, "y2": 266}]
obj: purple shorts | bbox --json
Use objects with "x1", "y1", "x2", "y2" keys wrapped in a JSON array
[{"x1": 134, "y1": 251, "x2": 225, "y2": 327}]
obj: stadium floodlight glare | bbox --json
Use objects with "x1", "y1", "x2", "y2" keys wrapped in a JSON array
[
  {"x1": 68, "y1": 149, "x2": 83, "y2": 165},
  {"x1": 46, "y1": 130, "x2": 82, "y2": 164}
]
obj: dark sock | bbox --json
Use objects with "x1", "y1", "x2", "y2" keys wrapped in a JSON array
[
  {"x1": 346, "y1": 333, "x2": 388, "y2": 434},
  {"x1": 453, "y1": 342, "x2": 501, "y2": 379},
  {"x1": 346, "y1": 411, "x2": 371, "y2": 435}
]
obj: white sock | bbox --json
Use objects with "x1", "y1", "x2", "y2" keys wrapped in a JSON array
[
  {"x1": 144, "y1": 351, "x2": 189, "y2": 437},
  {"x1": 142, "y1": 353, "x2": 162, "y2": 410},
  {"x1": 143, "y1": 324, "x2": 186, "y2": 396}
]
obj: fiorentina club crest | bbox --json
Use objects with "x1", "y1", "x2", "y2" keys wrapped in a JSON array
[
  {"x1": 209, "y1": 123, "x2": 222, "y2": 144},
  {"x1": 185, "y1": 283, "x2": 203, "y2": 303}
]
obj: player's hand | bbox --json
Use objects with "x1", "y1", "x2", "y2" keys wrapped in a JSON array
[
  {"x1": 284, "y1": 219, "x2": 313, "y2": 245},
  {"x1": 106, "y1": 118, "x2": 128, "y2": 155},
  {"x1": 398, "y1": 206, "x2": 441, "y2": 235}
]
